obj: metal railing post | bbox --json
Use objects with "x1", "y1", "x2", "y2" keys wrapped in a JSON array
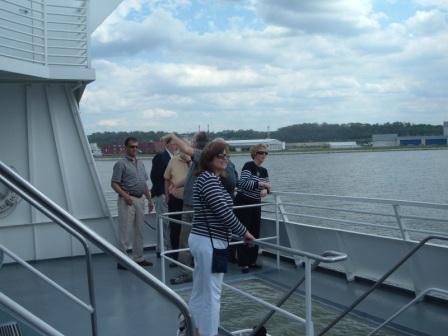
[
  {"x1": 43, "y1": 0, "x2": 48, "y2": 66},
  {"x1": 304, "y1": 257, "x2": 314, "y2": 336},
  {"x1": 393, "y1": 204, "x2": 409, "y2": 241},
  {"x1": 85, "y1": 248, "x2": 98, "y2": 336},
  {"x1": 159, "y1": 214, "x2": 166, "y2": 284},
  {"x1": 274, "y1": 194, "x2": 281, "y2": 269}
]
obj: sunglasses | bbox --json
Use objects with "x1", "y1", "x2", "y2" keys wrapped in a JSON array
[
  {"x1": 216, "y1": 153, "x2": 230, "y2": 160},
  {"x1": 256, "y1": 151, "x2": 268, "y2": 156},
  {"x1": 128, "y1": 145, "x2": 138, "y2": 149}
]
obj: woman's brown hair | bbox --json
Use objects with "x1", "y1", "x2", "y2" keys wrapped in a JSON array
[{"x1": 197, "y1": 141, "x2": 229, "y2": 176}]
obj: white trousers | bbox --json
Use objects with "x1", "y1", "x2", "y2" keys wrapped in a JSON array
[
  {"x1": 188, "y1": 234, "x2": 227, "y2": 336},
  {"x1": 117, "y1": 196, "x2": 145, "y2": 262}
]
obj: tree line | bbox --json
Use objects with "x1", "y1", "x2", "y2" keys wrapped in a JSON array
[{"x1": 88, "y1": 122, "x2": 443, "y2": 145}]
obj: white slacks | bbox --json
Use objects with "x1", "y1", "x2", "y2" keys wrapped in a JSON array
[
  {"x1": 117, "y1": 195, "x2": 145, "y2": 262},
  {"x1": 188, "y1": 234, "x2": 227, "y2": 336}
]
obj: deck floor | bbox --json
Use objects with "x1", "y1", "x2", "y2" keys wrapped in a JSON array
[{"x1": 0, "y1": 250, "x2": 447, "y2": 336}]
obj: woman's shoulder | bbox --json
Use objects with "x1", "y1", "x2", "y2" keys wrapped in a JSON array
[
  {"x1": 242, "y1": 161, "x2": 255, "y2": 170},
  {"x1": 197, "y1": 170, "x2": 219, "y2": 182}
]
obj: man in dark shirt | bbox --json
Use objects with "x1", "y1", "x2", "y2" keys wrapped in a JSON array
[
  {"x1": 150, "y1": 137, "x2": 177, "y2": 255},
  {"x1": 111, "y1": 137, "x2": 154, "y2": 269}
]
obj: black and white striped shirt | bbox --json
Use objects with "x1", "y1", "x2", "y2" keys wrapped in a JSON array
[
  {"x1": 191, "y1": 171, "x2": 247, "y2": 241},
  {"x1": 237, "y1": 161, "x2": 269, "y2": 200}
]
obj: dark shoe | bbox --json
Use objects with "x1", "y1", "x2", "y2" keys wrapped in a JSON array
[
  {"x1": 117, "y1": 263, "x2": 127, "y2": 270},
  {"x1": 137, "y1": 259, "x2": 153, "y2": 267},
  {"x1": 241, "y1": 267, "x2": 250, "y2": 274},
  {"x1": 170, "y1": 273, "x2": 192, "y2": 285},
  {"x1": 250, "y1": 264, "x2": 262, "y2": 269},
  {"x1": 169, "y1": 262, "x2": 178, "y2": 268}
]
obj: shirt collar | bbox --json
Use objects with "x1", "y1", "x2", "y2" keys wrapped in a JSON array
[
  {"x1": 125, "y1": 155, "x2": 137, "y2": 162},
  {"x1": 165, "y1": 149, "x2": 174, "y2": 159}
]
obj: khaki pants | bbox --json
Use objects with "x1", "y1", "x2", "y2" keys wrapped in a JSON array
[
  {"x1": 153, "y1": 195, "x2": 170, "y2": 253},
  {"x1": 178, "y1": 205, "x2": 193, "y2": 266},
  {"x1": 117, "y1": 196, "x2": 145, "y2": 262}
]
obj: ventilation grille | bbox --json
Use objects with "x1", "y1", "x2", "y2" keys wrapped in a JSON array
[{"x1": 0, "y1": 321, "x2": 22, "y2": 336}]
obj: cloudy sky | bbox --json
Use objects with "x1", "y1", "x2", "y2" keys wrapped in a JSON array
[{"x1": 80, "y1": 0, "x2": 448, "y2": 134}]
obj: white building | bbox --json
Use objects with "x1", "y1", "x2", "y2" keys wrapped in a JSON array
[
  {"x1": 372, "y1": 134, "x2": 398, "y2": 147},
  {"x1": 226, "y1": 139, "x2": 285, "y2": 151},
  {"x1": 328, "y1": 142, "x2": 359, "y2": 149}
]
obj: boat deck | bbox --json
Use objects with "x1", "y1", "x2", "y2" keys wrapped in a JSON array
[{"x1": 1, "y1": 249, "x2": 447, "y2": 336}]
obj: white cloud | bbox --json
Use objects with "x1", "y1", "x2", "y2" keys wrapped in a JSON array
[
  {"x1": 81, "y1": 1, "x2": 448, "y2": 133},
  {"x1": 142, "y1": 108, "x2": 178, "y2": 119},
  {"x1": 97, "y1": 118, "x2": 127, "y2": 127},
  {"x1": 255, "y1": 0, "x2": 380, "y2": 35}
]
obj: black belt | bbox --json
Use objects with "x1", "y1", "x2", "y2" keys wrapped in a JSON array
[{"x1": 121, "y1": 192, "x2": 143, "y2": 198}]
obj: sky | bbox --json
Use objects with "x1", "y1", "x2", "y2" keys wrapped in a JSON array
[{"x1": 80, "y1": 0, "x2": 448, "y2": 134}]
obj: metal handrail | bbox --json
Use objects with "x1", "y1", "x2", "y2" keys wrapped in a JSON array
[
  {"x1": 368, "y1": 287, "x2": 448, "y2": 335},
  {"x1": 159, "y1": 209, "x2": 347, "y2": 336},
  {"x1": 0, "y1": 161, "x2": 197, "y2": 336},
  {"x1": 0, "y1": 171, "x2": 99, "y2": 333},
  {"x1": 318, "y1": 235, "x2": 448, "y2": 335},
  {"x1": 0, "y1": 244, "x2": 93, "y2": 313},
  {"x1": 252, "y1": 255, "x2": 330, "y2": 335},
  {"x1": 0, "y1": 292, "x2": 63, "y2": 336},
  {"x1": 271, "y1": 191, "x2": 448, "y2": 210}
]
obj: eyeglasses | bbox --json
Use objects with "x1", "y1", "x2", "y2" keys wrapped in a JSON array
[
  {"x1": 216, "y1": 153, "x2": 230, "y2": 160},
  {"x1": 256, "y1": 151, "x2": 268, "y2": 156},
  {"x1": 128, "y1": 145, "x2": 138, "y2": 149}
]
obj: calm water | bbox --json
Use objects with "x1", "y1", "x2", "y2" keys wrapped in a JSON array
[
  {"x1": 95, "y1": 150, "x2": 447, "y2": 334},
  {"x1": 95, "y1": 148, "x2": 448, "y2": 240},
  {"x1": 95, "y1": 149, "x2": 448, "y2": 203}
]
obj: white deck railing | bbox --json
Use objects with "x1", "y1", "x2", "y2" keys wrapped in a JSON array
[{"x1": 0, "y1": 0, "x2": 89, "y2": 68}]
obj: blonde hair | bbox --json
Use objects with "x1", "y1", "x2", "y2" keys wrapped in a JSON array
[{"x1": 250, "y1": 143, "x2": 268, "y2": 159}]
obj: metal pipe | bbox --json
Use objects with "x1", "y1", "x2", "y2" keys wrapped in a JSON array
[
  {"x1": 368, "y1": 288, "x2": 448, "y2": 335},
  {"x1": 0, "y1": 171, "x2": 98, "y2": 335},
  {"x1": 0, "y1": 161, "x2": 197, "y2": 336},
  {"x1": 275, "y1": 194, "x2": 281, "y2": 269},
  {"x1": 270, "y1": 191, "x2": 448, "y2": 210},
  {"x1": 252, "y1": 258, "x2": 323, "y2": 335},
  {"x1": 0, "y1": 292, "x2": 64, "y2": 336},
  {"x1": 392, "y1": 205, "x2": 409, "y2": 241},
  {"x1": 304, "y1": 257, "x2": 314, "y2": 336},
  {"x1": 0, "y1": 245, "x2": 93, "y2": 312}
]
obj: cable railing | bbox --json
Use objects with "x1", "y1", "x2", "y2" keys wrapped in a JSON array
[
  {"x1": 0, "y1": 0, "x2": 89, "y2": 68},
  {"x1": 267, "y1": 191, "x2": 448, "y2": 243},
  {"x1": 0, "y1": 161, "x2": 197, "y2": 336},
  {"x1": 158, "y1": 206, "x2": 347, "y2": 336}
]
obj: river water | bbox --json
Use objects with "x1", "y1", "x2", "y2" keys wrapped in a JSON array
[
  {"x1": 95, "y1": 149, "x2": 448, "y2": 240},
  {"x1": 94, "y1": 149, "x2": 447, "y2": 335},
  {"x1": 95, "y1": 149, "x2": 448, "y2": 203}
]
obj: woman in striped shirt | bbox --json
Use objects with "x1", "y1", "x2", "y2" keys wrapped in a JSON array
[
  {"x1": 189, "y1": 141, "x2": 255, "y2": 336},
  {"x1": 235, "y1": 144, "x2": 271, "y2": 273}
]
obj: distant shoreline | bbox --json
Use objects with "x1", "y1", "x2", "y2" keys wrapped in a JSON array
[{"x1": 94, "y1": 145, "x2": 448, "y2": 160}]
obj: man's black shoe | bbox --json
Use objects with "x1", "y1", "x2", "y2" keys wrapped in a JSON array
[{"x1": 137, "y1": 259, "x2": 153, "y2": 267}]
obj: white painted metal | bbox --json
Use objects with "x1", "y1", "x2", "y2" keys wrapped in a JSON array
[
  {"x1": 0, "y1": 0, "x2": 119, "y2": 80},
  {"x1": 304, "y1": 257, "x2": 314, "y2": 336},
  {"x1": 368, "y1": 288, "x2": 448, "y2": 335},
  {"x1": 0, "y1": 83, "x2": 117, "y2": 261}
]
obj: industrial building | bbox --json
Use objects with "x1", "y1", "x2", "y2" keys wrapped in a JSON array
[
  {"x1": 226, "y1": 139, "x2": 285, "y2": 151},
  {"x1": 372, "y1": 122, "x2": 448, "y2": 147}
]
